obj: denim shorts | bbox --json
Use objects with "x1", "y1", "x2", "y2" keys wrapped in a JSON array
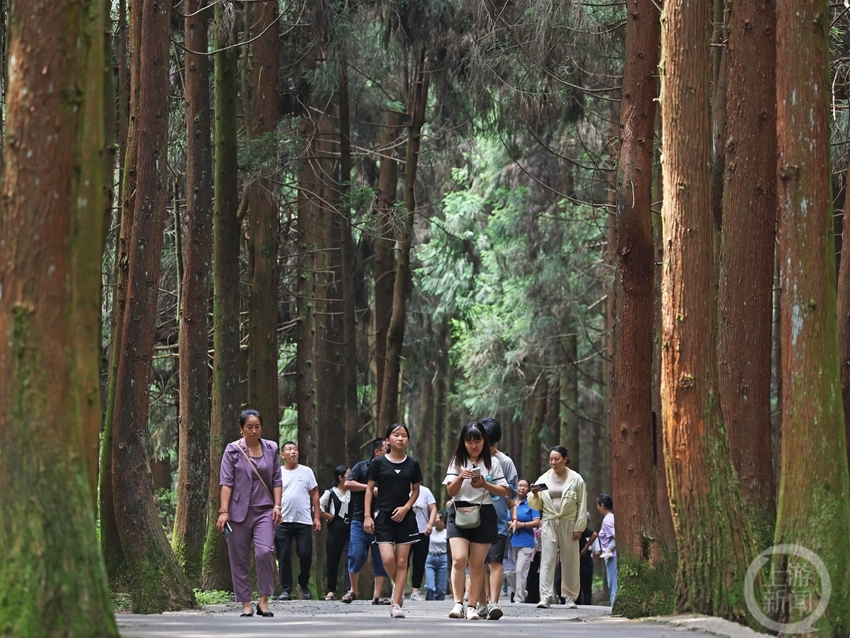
[{"x1": 347, "y1": 518, "x2": 389, "y2": 577}]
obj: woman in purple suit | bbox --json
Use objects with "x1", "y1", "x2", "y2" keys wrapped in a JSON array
[{"x1": 217, "y1": 409, "x2": 283, "y2": 617}]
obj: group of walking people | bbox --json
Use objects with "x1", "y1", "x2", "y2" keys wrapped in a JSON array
[{"x1": 215, "y1": 408, "x2": 616, "y2": 621}]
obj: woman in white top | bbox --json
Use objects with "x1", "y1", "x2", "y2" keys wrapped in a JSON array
[
  {"x1": 529, "y1": 445, "x2": 587, "y2": 609},
  {"x1": 443, "y1": 421, "x2": 510, "y2": 620},
  {"x1": 425, "y1": 511, "x2": 449, "y2": 600},
  {"x1": 319, "y1": 464, "x2": 351, "y2": 600}
]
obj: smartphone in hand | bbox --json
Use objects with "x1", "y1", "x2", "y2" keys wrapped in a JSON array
[
  {"x1": 222, "y1": 522, "x2": 233, "y2": 537},
  {"x1": 472, "y1": 466, "x2": 482, "y2": 478},
  {"x1": 531, "y1": 483, "x2": 548, "y2": 491}
]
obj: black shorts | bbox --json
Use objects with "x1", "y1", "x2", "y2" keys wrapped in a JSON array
[
  {"x1": 373, "y1": 510, "x2": 420, "y2": 545},
  {"x1": 446, "y1": 503, "x2": 499, "y2": 545},
  {"x1": 486, "y1": 534, "x2": 507, "y2": 564}
]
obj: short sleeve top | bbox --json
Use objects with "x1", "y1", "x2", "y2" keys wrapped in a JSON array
[{"x1": 443, "y1": 455, "x2": 508, "y2": 505}]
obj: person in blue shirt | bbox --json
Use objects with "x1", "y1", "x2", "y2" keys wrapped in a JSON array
[{"x1": 509, "y1": 478, "x2": 540, "y2": 603}]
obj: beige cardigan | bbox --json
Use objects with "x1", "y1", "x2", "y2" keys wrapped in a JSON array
[{"x1": 528, "y1": 468, "x2": 587, "y2": 533}]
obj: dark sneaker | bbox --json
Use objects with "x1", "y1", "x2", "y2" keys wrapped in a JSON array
[
  {"x1": 277, "y1": 591, "x2": 291, "y2": 601},
  {"x1": 300, "y1": 585, "x2": 312, "y2": 600}
]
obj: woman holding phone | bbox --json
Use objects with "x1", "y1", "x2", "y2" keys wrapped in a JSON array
[
  {"x1": 217, "y1": 409, "x2": 283, "y2": 617},
  {"x1": 443, "y1": 421, "x2": 510, "y2": 620},
  {"x1": 529, "y1": 445, "x2": 586, "y2": 609}
]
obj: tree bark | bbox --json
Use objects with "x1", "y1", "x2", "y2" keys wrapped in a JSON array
[
  {"x1": 100, "y1": 0, "x2": 143, "y2": 587},
  {"x1": 173, "y1": 0, "x2": 213, "y2": 587},
  {"x1": 775, "y1": 0, "x2": 850, "y2": 631},
  {"x1": 0, "y1": 0, "x2": 118, "y2": 633},
  {"x1": 559, "y1": 317, "x2": 579, "y2": 475},
  {"x1": 378, "y1": 49, "x2": 430, "y2": 434},
  {"x1": 659, "y1": 0, "x2": 755, "y2": 618},
  {"x1": 717, "y1": 0, "x2": 776, "y2": 552},
  {"x1": 373, "y1": 112, "x2": 400, "y2": 424},
  {"x1": 247, "y1": 0, "x2": 280, "y2": 444},
  {"x1": 110, "y1": 0, "x2": 196, "y2": 613},
  {"x1": 339, "y1": 61, "x2": 360, "y2": 462},
  {"x1": 611, "y1": 0, "x2": 675, "y2": 617},
  {"x1": 315, "y1": 106, "x2": 342, "y2": 487},
  {"x1": 296, "y1": 114, "x2": 320, "y2": 469},
  {"x1": 201, "y1": 5, "x2": 241, "y2": 591}
]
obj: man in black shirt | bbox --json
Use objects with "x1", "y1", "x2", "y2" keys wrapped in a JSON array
[{"x1": 340, "y1": 438, "x2": 391, "y2": 604}]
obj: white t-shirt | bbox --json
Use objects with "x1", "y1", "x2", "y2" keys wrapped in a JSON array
[
  {"x1": 280, "y1": 464, "x2": 318, "y2": 524},
  {"x1": 443, "y1": 455, "x2": 508, "y2": 505},
  {"x1": 428, "y1": 527, "x2": 448, "y2": 554},
  {"x1": 412, "y1": 485, "x2": 437, "y2": 533},
  {"x1": 319, "y1": 486, "x2": 350, "y2": 520}
]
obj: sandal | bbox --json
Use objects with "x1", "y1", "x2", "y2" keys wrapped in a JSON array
[
  {"x1": 325, "y1": 592, "x2": 336, "y2": 601},
  {"x1": 372, "y1": 597, "x2": 392, "y2": 605},
  {"x1": 341, "y1": 590, "x2": 357, "y2": 604}
]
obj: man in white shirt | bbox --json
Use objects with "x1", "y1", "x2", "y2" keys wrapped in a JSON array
[{"x1": 274, "y1": 441, "x2": 321, "y2": 600}]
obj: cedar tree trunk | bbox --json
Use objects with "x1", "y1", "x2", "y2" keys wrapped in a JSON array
[
  {"x1": 247, "y1": 0, "x2": 280, "y2": 443},
  {"x1": 110, "y1": 0, "x2": 196, "y2": 613},
  {"x1": 373, "y1": 111, "x2": 400, "y2": 423},
  {"x1": 611, "y1": 0, "x2": 675, "y2": 617},
  {"x1": 0, "y1": 0, "x2": 117, "y2": 633},
  {"x1": 378, "y1": 50, "x2": 430, "y2": 434},
  {"x1": 173, "y1": 0, "x2": 213, "y2": 586},
  {"x1": 201, "y1": 5, "x2": 241, "y2": 590},
  {"x1": 717, "y1": 0, "x2": 776, "y2": 552},
  {"x1": 659, "y1": 0, "x2": 755, "y2": 619},
  {"x1": 775, "y1": 0, "x2": 850, "y2": 631}
]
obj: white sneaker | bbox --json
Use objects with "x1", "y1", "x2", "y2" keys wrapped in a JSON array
[
  {"x1": 466, "y1": 605, "x2": 481, "y2": 620},
  {"x1": 448, "y1": 602, "x2": 464, "y2": 618},
  {"x1": 564, "y1": 596, "x2": 577, "y2": 609},
  {"x1": 476, "y1": 604, "x2": 488, "y2": 619},
  {"x1": 391, "y1": 603, "x2": 405, "y2": 618},
  {"x1": 409, "y1": 591, "x2": 423, "y2": 601},
  {"x1": 536, "y1": 599, "x2": 550, "y2": 609},
  {"x1": 487, "y1": 602, "x2": 503, "y2": 620}
]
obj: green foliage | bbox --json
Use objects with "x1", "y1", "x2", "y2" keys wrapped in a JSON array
[
  {"x1": 413, "y1": 134, "x2": 607, "y2": 421},
  {"x1": 193, "y1": 589, "x2": 235, "y2": 606},
  {"x1": 155, "y1": 487, "x2": 177, "y2": 539},
  {"x1": 111, "y1": 593, "x2": 133, "y2": 613}
]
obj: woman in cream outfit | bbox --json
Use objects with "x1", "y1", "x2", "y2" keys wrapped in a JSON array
[{"x1": 528, "y1": 445, "x2": 586, "y2": 609}]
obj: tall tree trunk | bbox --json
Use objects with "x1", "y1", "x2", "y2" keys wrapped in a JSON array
[
  {"x1": 651, "y1": 123, "x2": 677, "y2": 552},
  {"x1": 316, "y1": 106, "x2": 341, "y2": 488},
  {"x1": 0, "y1": 0, "x2": 118, "y2": 633},
  {"x1": 339, "y1": 61, "x2": 360, "y2": 462},
  {"x1": 110, "y1": 0, "x2": 196, "y2": 613},
  {"x1": 433, "y1": 320, "x2": 449, "y2": 491},
  {"x1": 378, "y1": 50, "x2": 430, "y2": 434},
  {"x1": 201, "y1": 5, "x2": 241, "y2": 590},
  {"x1": 101, "y1": 0, "x2": 143, "y2": 587},
  {"x1": 373, "y1": 112, "x2": 400, "y2": 424},
  {"x1": 775, "y1": 0, "x2": 850, "y2": 631},
  {"x1": 716, "y1": 0, "x2": 776, "y2": 552},
  {"x1": 611, "y1": 0, "x2": 674, "y2": 617},
  {"x1": 75, "y1": 0, "x2": 112, "y2": 506},
  {"x1": 559, "y1": 317, "x2": 579, "y2": 474},
  {"x1": 296, "y1": 115, "x2": 319, "y2": 469},
  {"x1": 173, "y1": 0, "x2": 213, "y2": 587},
  {"x1": 840, "y1": 160, "x2": 850, "y2": 474},
  {"x1": 659, "y1": 0, "x2": 755, "y2": 618},
  {"x1": 247, "y1": 0, "x2": 280, "y2": 444}
]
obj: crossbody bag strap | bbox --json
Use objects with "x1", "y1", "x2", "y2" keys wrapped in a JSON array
[{"x1": 238, "y1": 442, "x2": 274, "y2": 500}]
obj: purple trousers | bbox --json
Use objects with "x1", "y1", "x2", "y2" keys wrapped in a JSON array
[{"x1": 227, "y1": 506, "x2": 275, "y2": 601}]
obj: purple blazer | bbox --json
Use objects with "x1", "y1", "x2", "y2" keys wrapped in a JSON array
[{"x1": 220, "y1": 438, "x2": 282, "y2": 523}]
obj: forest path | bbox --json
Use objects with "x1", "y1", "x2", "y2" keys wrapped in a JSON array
[{"x1": 116, "y1": 600, "x2": 769, "y2": 637}]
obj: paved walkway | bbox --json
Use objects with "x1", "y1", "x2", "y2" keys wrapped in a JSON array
[{"x1": 116, "y1": 600, "x2": 769, "y2": 638}]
